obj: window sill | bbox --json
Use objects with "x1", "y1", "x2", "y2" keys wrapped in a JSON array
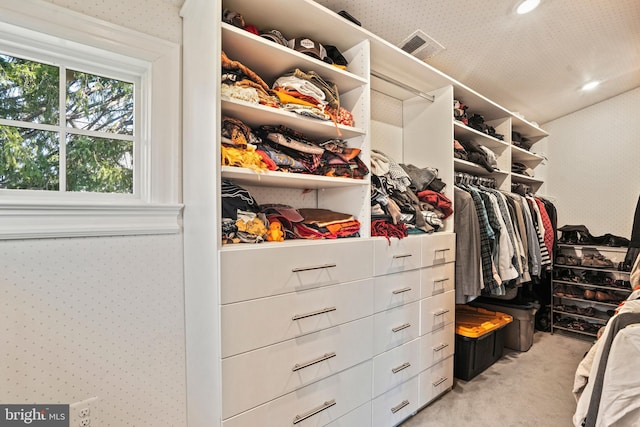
[{"x1": 0, "y1": 201, "x2": 183, "y2": 239}]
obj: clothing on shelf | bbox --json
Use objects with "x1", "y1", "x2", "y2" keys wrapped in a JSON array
[
  {"x1": 370, "y1": 149, "x2": 451, "y2": 238},
  {"x1": 454, "y1": 174, "x2": 557, "y2": 303}
]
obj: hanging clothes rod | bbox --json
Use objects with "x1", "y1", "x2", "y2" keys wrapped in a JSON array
[{"x1": 370, "y1": 71, "x2": 435, "y2": 103}]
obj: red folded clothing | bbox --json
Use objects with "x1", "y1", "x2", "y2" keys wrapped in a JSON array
[{"x1": 416, "y1": 190, "x2": 453, "y2": 219}]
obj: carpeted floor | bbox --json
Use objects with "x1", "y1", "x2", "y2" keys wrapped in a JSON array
[{"x1": 400, "y1": 331, "x2": 593, "y2": 427}]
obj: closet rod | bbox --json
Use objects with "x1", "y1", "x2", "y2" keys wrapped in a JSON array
[{"x1": 370, "y1": 71, "x2": 435, "y2": 103}]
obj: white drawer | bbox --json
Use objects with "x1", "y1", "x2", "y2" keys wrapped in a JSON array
[
  {"x1": 222, "y1": 279, "x2": 374, "y2": 357},
  {"x1": 220, "y1": 239, "x2": 374, "y2": 303},
  {"x1": 421, "y1": 232, "x2": 455, "y2": 267},
  {"x1": 373, "y1": 301, "x2": 420, "y2": 356},
  {"x1": 372, "y1": 375, "x2": 419, "y2": 427},
  {"x1": 419, "y1": 323, "x2": 455, "y2": 371},
  {"x1": 373, "y1": 269, "x2": 420, "y2": 313},
  {"x1": 222, "y1": 361, "x2": 372, "y2": 427},
  {"x1": 373, "y1": 236, "x2": 421, "y2": 276},
  {"x1": 419, "y1": 290, "x2": 455, "y2": 335},
  {"x1": 418, "y1": 355, "x2": 454, "y2": 407},
  {"x1": 222, "y1": 316, "x2": 374, "y2": 419},
  {"x1": 420, "y1": 262, "x2": 455, "y2": 298},
  {"x1": 372, "y1": 338, "x2": 421, "y2": 398},
  {"x1": 325, "y1": 401, "x2": 371, "y2": 427}
]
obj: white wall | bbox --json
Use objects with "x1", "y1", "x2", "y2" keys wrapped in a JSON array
[
  {"x1": 0, "y1": 2, "x2": 188, "y2": 426},
  {"x1": 542, "y1": 87, "x2": 640, "y2": 237},
  {"x1": 0, "y1": 235, "x2": 187, "y2": 426},
  {"x1": 45, "y1": 0, "x2": 183, "y2": 43}
]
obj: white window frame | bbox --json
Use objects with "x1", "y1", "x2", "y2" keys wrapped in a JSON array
[{"x1": 0, "y1": 0, "x2": 182, "y2": 239}]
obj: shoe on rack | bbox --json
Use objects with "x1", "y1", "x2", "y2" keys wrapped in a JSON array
[
  {"x1": 595, "y1": 290, "x2": 621, "y2": 302},
  {"x1": 583, "y1": 289, "x2": 596, "y2": 300},
  {"x1": 566, "y1": 256, "x2": 581, "y2": 266},
  {"x1": 556, "y1": 255, "x2": 567, "y2": 265}
]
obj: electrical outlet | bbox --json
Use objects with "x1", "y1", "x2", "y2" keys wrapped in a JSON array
[{"x1": 70, "y1": 397, "x2": 98, "y2": 427}]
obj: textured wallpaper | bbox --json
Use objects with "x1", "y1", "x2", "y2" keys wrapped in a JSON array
[
  {"x1": 0, "y1": 235, "x2": 187, "y2": 426},
  {"x1": 44, "y1": 0, "x2": 183, "y2": 43},
  {"x1": 543, "y1": 87, "x2": 640, "y2": 238}
]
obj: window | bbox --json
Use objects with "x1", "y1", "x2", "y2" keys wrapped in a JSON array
[
  {"x1": 0, "y1": 1, "x2": 181, "y2": 239},
  {"x1": 1, "y1": 54, "x2": 136, "y2": 193}
]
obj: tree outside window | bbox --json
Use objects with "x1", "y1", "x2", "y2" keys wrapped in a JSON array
[{"x1": 0, "y1": 53, "x2": 135, "y2": 193}]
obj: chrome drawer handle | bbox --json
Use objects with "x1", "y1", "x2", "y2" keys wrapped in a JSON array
[
  {"x1": 292, "y1": 352, "x2": 336, "y2": 372},
  {"x1": 293, "y1": 399, "x2": 336, "y2": 424},
  {"x1": 390, "y1": 399, "x2": 410, "y2": 414},
  {"x1": 432, "y1": 377, "x2": 447, "y2": 387},
  {"x1": 435, "y1": 248, "x2": 451, "y2": 254},
  {"x1": 433, "y1": 343, "x2": 449, "y2": 352},
  {"x1": 292, "y1": 306, "x2": 337, "y2": 321},
  {"x1": 391, "y1": 362, "x2": 411, "y2": 374},
  {"x1": 434, "y1": 309, "x2": 450, "y2": 317},
  {"x1": 434, "y1": 278, "x2": 450, "y2": 284},
  {"x1": 392, "y1": 287, "x2": 412, "y2": 295},
  {"x1": 392, "y1": 323, "x2": 411, "y2": 333},
  {"x1": 292, "y1": 263, "x2": 337, "y2": 273},
  {"x1": 393, "y1": 254, "x2": 413, "y2": 259}
]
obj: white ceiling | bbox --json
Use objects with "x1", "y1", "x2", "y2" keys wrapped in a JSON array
[{"x1": 313, "y1": 0, "x2": 640, "y2": 125}]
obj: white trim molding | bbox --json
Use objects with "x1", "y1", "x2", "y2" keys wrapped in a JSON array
[{"x1": 0, "y1": 201, "x2": 183, "y2": 239}]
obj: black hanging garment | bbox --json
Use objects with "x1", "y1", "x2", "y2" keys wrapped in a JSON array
[{"x1": 623, "y1": 194, "x2": 640, "y2": 270}]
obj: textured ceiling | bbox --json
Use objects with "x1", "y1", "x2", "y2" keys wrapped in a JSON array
[{"x1": 313, "y1": 0, "x2": 640, "y2": 125}]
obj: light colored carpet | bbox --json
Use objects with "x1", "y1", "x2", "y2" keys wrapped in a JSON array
[{"x1": 400, "y1": 331, "x2": 593, "y2": 427}]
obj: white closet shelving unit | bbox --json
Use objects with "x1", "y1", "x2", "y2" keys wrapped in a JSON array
[{"x1": 181, "y1": 1, "x2": 550, "y2": 426}]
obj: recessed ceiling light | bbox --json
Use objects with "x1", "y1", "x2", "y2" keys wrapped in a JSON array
[
  {"x1": 581, "y1": 81, "x2": 600, "y2": 91},
  {"x1": 516, "y1": 0, "x2": 541, "y2": 14}
]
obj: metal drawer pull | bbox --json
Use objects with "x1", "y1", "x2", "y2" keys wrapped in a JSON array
[
  {"x1": 292, "y1": 263, "x2": 337, "y2": 273},
  {"x1": 434, "y1": 309, "x2": 450, "y2": 317},
  {"x1": 432, "y1": 377, "x2": 447, "y2": 387},
  {"x1": 433, "y1": 343, "x2": 449, "y2": 352},
  {"x1": 391, "y1": 362, "x2": 411, "y2": 374},
  {"x1": 435, "y1": 248, "x2": 451, "y2": 253},
  {"x1": 292, "y1": 306, "x2": 337, "y2": 321},
  {"x1": 392, "y1": 287, "x2": 412, "y2": 295},
  {"x1": 292, "y1": 352, "x2": 336, "y2": 372},
  {"x1": 390, "y1": 400, "x2": 410, "y2": 414},
  {"x1": 392, "y1": 323, "x2": 411, "y2": 333},
  {"x1": 434, "y1": 278, "x2": 449, "y2": 284},
  {"x1": 392, "y1": 254, "x2": 413, "y2": 259},
  {"x1": 293, "y1": 399, "x2": 336, "y2": 424}
]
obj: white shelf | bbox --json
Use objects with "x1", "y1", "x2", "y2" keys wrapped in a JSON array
[
  {"x1": 453, "y1": 120, "x2": 510, "y2": 152},
  {"x1": 221, "y1": 166, "x2": 369, "y2": 189},
  {"x1": 511, "y1": 172, "x2": 543, "y2": 185},
  {"x1": 453, "y1": 158, "x2": 507, "y2": 177},
  {"x1": 221, "y1": 99, "x2": 366, "y2": 141},
  {"x1": 511, "y1": 145, "x2": 545, "y2": 165},
  {"x1": 222, "y1": 23, "x2": 368, "y2": 92}
]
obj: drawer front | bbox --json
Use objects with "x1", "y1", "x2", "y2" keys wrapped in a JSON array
[
  {"x1": 372, "y1": 376, "x2": 419, "y2": 427},
  {"x1": 222, "y1": 278, "x2": 374, "y2": 357},
  {"x1": 221, "y1": 239, "x2": 374, "y2": 303},
  {"x1": 223, "y1": 361, "x2": 372, "y2": 427},
  {"x1": 372, "y1": 338, "x2": 421, "y2": 398},
  {"x1": 418, "y1": 355, "x2": 454, "y2": 407},
  {"x1": 373, "y1": 269, "x2": 421, "y2": 313},
  {"x1": 420, "y1": 290, "x2": 455, "y2": 335},
  {"x1": 222, "y1": 317, "x2": 374, "y2": 419},
  {"x1": 421, "y1": 232, "x2": 455, "y2": 267},
  {"x1": 420, "y1": 262, "x2": 455, "y2": 299},
  {"x1": 373, "y1": 301, "x2": 420, "y2": 356},
  {"x1": 325, "y1": 402, "x2": 371, "y2": 427},
  {"x1": 373, "y1": 236, "x2": 421, "y2": 276},
  {"x1": 419, "y1": 323, "x2": 455, "y2": 371}
]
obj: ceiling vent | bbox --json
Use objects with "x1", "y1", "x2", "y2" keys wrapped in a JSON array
[{"x1": 398, "y1": 29, "x2": 445, "y2": 60}]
